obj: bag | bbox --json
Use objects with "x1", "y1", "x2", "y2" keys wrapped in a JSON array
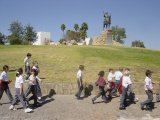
[{"x1": 117, "y1": 76, "x2": 123, "y2": 94}]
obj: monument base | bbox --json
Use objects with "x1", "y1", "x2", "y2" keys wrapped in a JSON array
[{"x1": 92, "y1": 30, "x2": 113, "y2": 45}]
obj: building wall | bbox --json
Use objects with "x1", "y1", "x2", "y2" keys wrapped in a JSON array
[{"x1": 33, "y1": 32, "x2": 51, "y2": 45}]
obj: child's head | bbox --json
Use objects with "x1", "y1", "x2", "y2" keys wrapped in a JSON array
[
  {"x1": 16, "y1": 68, "x2": 23, "y2": 77},
  {"x1": 26, "y1": 53, "x2": 32, "y2": 58},
  {"x1": 3, "y1": 65, "x2": 9, "y2": 72},
  {"x1": 98, "y1": 71, "x2": 105, "y2": 77},
  {"x1": 109, "y1": 68, "x2": 113, "y2": 72},
  {"x1": 79, "y1": 65, "x2": 84, "y2": 71},
  {"x1": 124, "y1": 68, "x2": 130, "y2": 76},
  {"x1": 146, "y1": 70, "x2": 152, "y2": 77},
  {"x1": 32, "y1": 61, "x2": 38, "y2": 66},
  {"x1": 31, "y1": 69, "x2": 36, "y2": 76}
]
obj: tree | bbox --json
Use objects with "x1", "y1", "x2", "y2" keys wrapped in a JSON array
[
  {"x1": 66, "y1": 30, "x2": 80, "y2": 42},
  {"x1": 111, "y1": 25, "x2": 126, "y2": 44},
  {"x1": 132, "y1": 40, "x2": 145, "y2": 48},
  {"x1": 79, "y1": 22, "x2": 88, "y2": 40},
  {"x1": 61, "y1": 24, "x2": 66, "y2": 37},
  {"x1": 0, "y1": 32, "x2": 5, "y2": 45},
  {"x1": 23, "y1": 24, "x2": 37, "y2": 44},
  {"x1": 74, "y1": 24, "x2": 79, "y2": 32},
  {"x1": 8, "y1": 21, "x2": 23, "y2": 44}
]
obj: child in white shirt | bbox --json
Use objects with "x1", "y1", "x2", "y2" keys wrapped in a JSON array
[
  {"x1": 24, "y1": 53, "x2": 32, "y2": 80},
  {"x1": 119, "y1": 68, "x2": 132, "y2": 110},
  {"x1": 9, "y1": 68, "x2": 32, "y2": 113},
  {"x1": 75, "y1": 65, "x2": 84, "y2": 99},
  {"x1": 0, "y1": 65, "x2": 13, "y2": 105},
  {"x1": 140, "y1": 70, "x2": 153, "y2": 111}
]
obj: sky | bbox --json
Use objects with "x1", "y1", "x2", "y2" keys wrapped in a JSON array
[{"x1": 0, "y1": 0, "x2": 160, "y2": 50}]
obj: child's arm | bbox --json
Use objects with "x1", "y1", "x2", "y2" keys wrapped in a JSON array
[
  {"x1": 20, "y1": 83, "x2": 23, "y2": 95},
  {"x1": 146, "y1": 85, "x2": 152, "y2": 91},
  {"x1": 36, "y1": 76, "x2": 42, "y2": 82}
]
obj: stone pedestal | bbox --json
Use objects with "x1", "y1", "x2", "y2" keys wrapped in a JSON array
[{"x1": 92, "y1": 30, "x2": 113, "y2": 45}]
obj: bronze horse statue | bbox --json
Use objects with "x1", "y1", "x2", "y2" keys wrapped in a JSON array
[{"x1": 103, "y1": 12, "x2": 111, "y2": 30}]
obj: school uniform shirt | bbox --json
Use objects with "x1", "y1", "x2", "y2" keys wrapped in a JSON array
[
  {"x1": 15, "y1": 75, "x2": 23, "y2": 88},
  {"x1": 96, "y1": 77, "x2": 106, "y2": 87},
  {"x1": 144, "y1": 77, "x2": 153, "y2": 91},
  {"x1": 107, "y1": 72, "x2": 115, "y2": 82},
  {"x1": 24, "y1": 57, "x2": 30, "y2": 66},
  {"x1": 77, "y1": 70, "x2": 83, "y2": 81},
  {"x1": 114, "y1": 71, "x2": 123, "y2": 81},
  {"x1": 122, "y1": 76, "x2": 132, "y2": 88},
  {"x1": 0, "y1": 71, "x2": 9, "y2": 82},
  {"x1": 29, "y1": 75, "x2": 37, "y2": 85}
]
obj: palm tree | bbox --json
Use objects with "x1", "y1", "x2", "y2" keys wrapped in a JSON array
[
  {"x1": 74, "y1": 24, "x2": 79, "y2": 32},
  {"x1": 80, "y1": 22, "x2": 88, "y2": 31},
  {"x1": 61, "y1": 24, "x2": 66, "y2": 37}
]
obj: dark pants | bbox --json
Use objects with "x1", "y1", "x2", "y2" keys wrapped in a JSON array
[
  {"x1": 75, "y1": 79, "x2": 83, "y2": 98},
  {"x1": 36, "y1": 81, "x2": 42, "y2": 97},
  {"x1": 92, "y1": 86, "x2": 107, "y2": 102},
  {"x1": 25, "y1": 65, "x2": 30, "y2": 80},
  {"x1": 141, "y1": 90, "x2": 153, "y2": 107},
  {"x1": 120, "y1": 86, "x2": 127, "y2": 108},
  {"x1": 0, "y1": 84, "x2": 13, "y2": 102},
  {"x1": 12, "y1": 88, "x2": 27, "y2": 108},
  {"x1": 25, "y1": 85, "x2": 37, "y2": 106},
  {"x1": 111, "y1": 80, "x2": 120, "y2": 96}
]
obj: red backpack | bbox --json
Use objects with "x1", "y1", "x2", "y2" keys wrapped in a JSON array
[{"x1": 117, "y1": 76, "x2": 123, "y2": 94}]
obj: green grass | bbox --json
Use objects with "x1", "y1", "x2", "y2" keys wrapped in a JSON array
[{"x1": 0, "y1": 45, "x2": 160, "y2": 83}]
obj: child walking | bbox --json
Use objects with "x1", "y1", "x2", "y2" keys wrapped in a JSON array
[
  {"x1": 25, "y1": 69, "x2": 39, "y2": 108},
  {"x1": 119, "y1": 68, "x2": 132, "y2": 110},
  {"x1": 0, "y1": 65, "x2": 13, "y2": 105},
  {"x1": 24, "y1": 53, "x2": 32, "y2": 80},
  {"x1": 75, "y1": 65, "x2": 84, "y2": 99},
  {"x1": 92, "y1": 71, "x2": 107, "y2": 104},
  {"x1": 111, "y1": 68, "x2": 123, "y2": 97},
  {"x1": 140, "y1": 70, "x2": 153, "y2": 111},
  {"x1": 107, "y1": 68, "x2": 115, "y2": 98},
  {"x1": 9, "y1": 68, "x2": 33, "y2": 113},
  {"x1": 32, "y1": 61, "x2": 42, "y2": 100}
]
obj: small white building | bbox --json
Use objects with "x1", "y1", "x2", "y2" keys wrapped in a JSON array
[
  {"x1": 33, "y1": 32, "x2": 51, "y2": 45},
  {"x1": 85, "y1": 37, "x2": 92, "y2": 45}
]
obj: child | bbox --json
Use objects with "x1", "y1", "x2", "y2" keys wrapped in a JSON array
[
  {"x1": 0, "y1": 65, "x2": 13, "y2": 105},
  {"x1": 32, "y1": 61, "x2": 42, "y2": 100},
  {"x1": 140, "y1": 70, "x2": 153, "y2": 111},
  {"x1": 25, "y1": 69, "x2": 38, "y2": 107},
  {"x1": 107, "y1": 68, "x2": 115, "y2": 98},
  {"x1": 9, "y1": 68, "x2": 33, "y2": 113},
  {"x1": 111, "y1": 68, "x2": 123, "y2": 97},
  {"x1": 92, "y1": 71, "x2": 107, "y2": 104},
  {"x1": 119, "y1": 68, "x2": 132, "y2": 110},
  {"x1": 75, "y1": 65, "x2": 84, "y2": 99},
  {"x1": 24, "y1": 53, "x2": 32, "y2": 80}
]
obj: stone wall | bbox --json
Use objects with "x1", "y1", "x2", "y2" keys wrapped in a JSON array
[
  {"x1": 27, "y1": 82, "x2": 160, "y2": 95},
  {"x1": 92, "y1": 30, "x2": 112, "y2": 45}
]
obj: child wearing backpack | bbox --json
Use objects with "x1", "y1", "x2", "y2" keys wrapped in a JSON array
[
  {"x1": 9, "y1": 68, "x2": 33, "y2": 113},
  {"x1": 0, "y1": 65, "x2": 13, "y2": 105},
  {"x1": 92, "y1": 71, "x2": 107, "y2": 104}
]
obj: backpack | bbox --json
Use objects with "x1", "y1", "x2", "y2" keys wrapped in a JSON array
[{"x1": 117, "y1": 76, "x2": 123, "y2": 94}]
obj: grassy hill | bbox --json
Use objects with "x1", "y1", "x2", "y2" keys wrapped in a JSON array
[{"x1": 0, "y1": 45, "x2": 160, "y2": 83}]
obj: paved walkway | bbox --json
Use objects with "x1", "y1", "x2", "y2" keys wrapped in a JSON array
[{"x1": 0, "y1": 94, "x2": 160, "y2": 120}]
